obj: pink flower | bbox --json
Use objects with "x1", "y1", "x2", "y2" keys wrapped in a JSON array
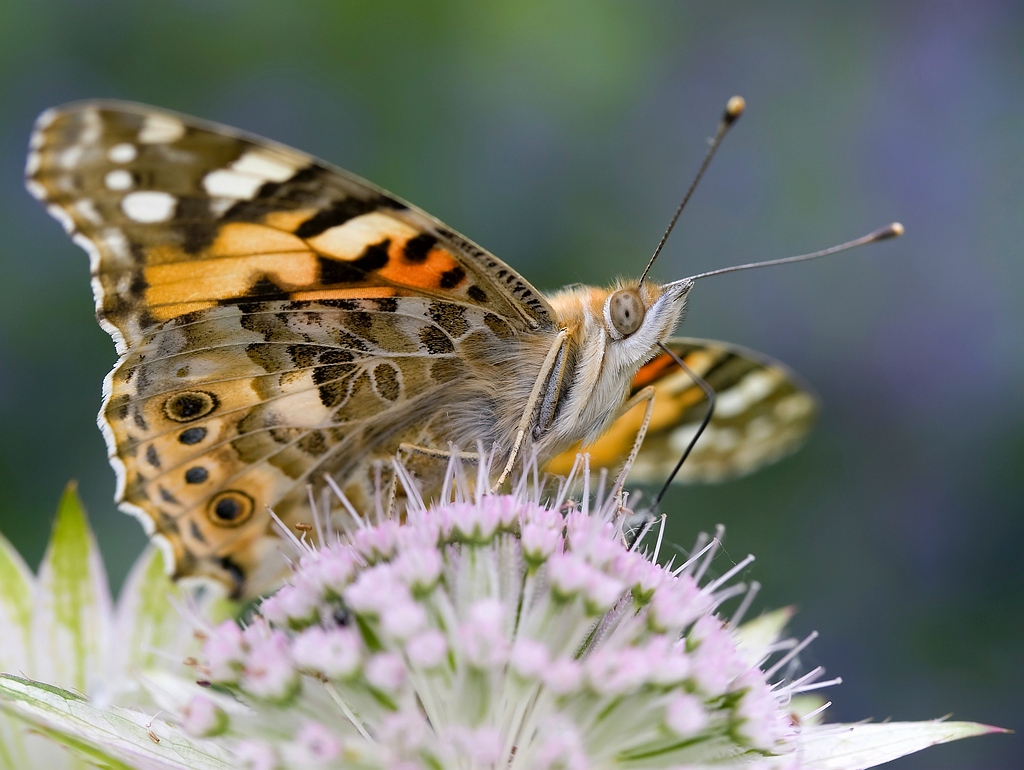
[
  {"x1": 144, "y1": 457, "x2": 996, "y2": 768},
  {"x1": 0, "y1": 463, "x2": 999, "y2": 770}
]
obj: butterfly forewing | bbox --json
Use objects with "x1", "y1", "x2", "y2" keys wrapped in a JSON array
[
  {"x1": 27, "y1": 101, "x2": 554, "y2": 593},
  {"x1": 547, "y1": 338, "x2": 818, "y2": 484},
  {"x1": 27, "y1": 102, "x2": 553, "y2": 345}
]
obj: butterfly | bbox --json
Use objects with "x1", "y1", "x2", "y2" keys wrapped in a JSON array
[{"x1": 26, "y1": 101, "x2": 817, "y2": 597}]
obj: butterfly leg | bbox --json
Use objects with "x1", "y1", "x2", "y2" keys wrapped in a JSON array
[
  {"x1": 493, "y1": 329, "x2": 569, "y2": 491},
  {"x1": 393, "y1": 444, "x2": 479, "y2": 510},
  {"x1": 396, "y1": 443, "x2": 481, "y2": 464},
  {"x1": 385, "y1": 469, "x2": 399, "y2": 517},
  {"x1": 609, "y1": 385, "x2": 658, "y2": 498}
]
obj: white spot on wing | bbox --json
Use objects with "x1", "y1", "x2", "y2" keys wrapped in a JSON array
[
  {"x1": 231, "y1": 150, "x2": 298, "y2": 182},
  {"x1": 122, "y1": 190, "x2": 177, "y2": 223},
  {"x1": 658, "y1": 370, "x2": 701, "y2": 396},
  {"x1": 201, "y1": 150, "x2": 300, "y2": 200},
  {"x1": 105, "y1": 169, "x2": 134, "y2": 190},
  {"x1": 108, "y1": 143, "x2": 138, "y2": 163},
  {"x1": 24, "y1": 151, "x2": 41, "y2": 176},
  {"x1": 668, "y1": 423, "x2": 700, "y2": 454},
  {"x1": 208, "y1": 197, "x2": 235, "y2": 216},
  {"x1": 745, "y1": 415, "x2": 775, "y2": 443},
  {"x1": 272, "y1": 382, "x2": 335, "y2": 427},
  {"x1": 79, "y1": 108, "x2": 102, "y2": 144},
  {"x1": 714, "y1": 369, "x2": 782, "y2": 418},
  {"x1": 100, "y1": 227, "x2": 132, "y2": 263},
  {"x1": 202, "y1": 169, "x2": 264, "y2": 199},
  {"x1": 775, "y1": 392, "x2": 815, "y2": 421},
  {"x1": 57, "y1": 145, "x2": 85, "y2": 169},
  {"x1": 53, "y1": 175, "x2": 77, "y2": 195},
  {"x1": 308, "y1": 211, "x2": 417, "y2": 260},
  {"x1": 138, "y1": 113, "x2": 186, "y2": 144},
  {"x1": 709, "y1": 426, "x2": 740, "y2": 452},
  {"x1": 74, "y1": 199, "x2": 103, "y2": 225}
]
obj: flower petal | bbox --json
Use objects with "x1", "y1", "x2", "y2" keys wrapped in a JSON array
[
  {"x1": 140, "y1": 670, "x2": 252, "y2": 722},
  {"x1": 30, "y1": 484, "x2": 113, "y2": 698},
  {"x1": 734, "y1": 606, "x2": 794, "y2": 666},
  {"x1": 0, "y1": 674, "x2": 234, "y2": 770},
  {"x1": 794, "y1": 720, "x2": 1006, "y2": 769},
  {"x1": 114, "y1": 546, "x2": 181, "y2": 678},
  {"x1": 0, "y1": 531, "x2": 33, "y2": 673},
  {"x1": 113, "y1": 546, "x2": 230, "y2": 687},
  {"x1": 0, "y1": 536, "x2": 35, "y2": 770}
]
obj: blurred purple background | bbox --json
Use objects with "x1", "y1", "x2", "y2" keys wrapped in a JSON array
[{"x1": 0, "y1": 2, "x2": 1020, "y2": 767}]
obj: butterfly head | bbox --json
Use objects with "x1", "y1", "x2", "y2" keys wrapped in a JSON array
[
  {"x1": 599, "y1": 278, "x2": 692, "y2": 366},
  {"x1": 542, "y1": 277, "x2": 692, "y2": 447}
]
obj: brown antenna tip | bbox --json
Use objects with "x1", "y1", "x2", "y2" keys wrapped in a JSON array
[{"x1": 724, "y1": 96, "x2": 746, "y2": 124}]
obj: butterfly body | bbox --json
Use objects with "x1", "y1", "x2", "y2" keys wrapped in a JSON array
[{"x1": 27, "y1": 102, "x2": 815, "y2": 596}]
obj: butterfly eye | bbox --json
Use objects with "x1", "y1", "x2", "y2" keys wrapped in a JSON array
[{"x1": 608, "y1": 289, "x2": 645, "y2": 337}]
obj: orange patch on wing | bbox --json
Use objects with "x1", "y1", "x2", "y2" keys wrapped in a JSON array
[
  {"x1": 289, "y1": 286, "x2": 398, "y2": 300},
  {"x1": 546, "y1": 382, "x2": 708, "y2": 476},
  {"x1": 144, "y1": 243, "x2": 191, "y2": 267},
  {"x1": 545, "y1": 442, "x2": 587, "y2": 476},
  {"x1": 633, "y1": 355, "x2": 677, "y2": 390},
  {"x1": 377, "y1": 240, "x2": 462, "y2": 289},
  {"x1": 144, "y1": 251, "x2": 318, "y2": 306},
  {"x1": 263, "y1": 208, "x2": 319, "y2": 233},
  {"x1": 632, "y1": 350, "x2": 720, "y2": 393},
  {"x1": 147, "y1": 300, "x2": 217, "y2": 321},
  {"x1": 209, "y1": 223, "x2": 307, "y2": 257}
]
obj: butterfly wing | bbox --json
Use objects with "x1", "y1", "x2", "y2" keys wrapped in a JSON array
[
  {"x1": 547, "y1": 338, "x2": 818, "y2": 484},
  {"x1": 27, "y1": 101, "x2": 553, "y2": 346},
  {"x1": 27, "y1": 101, "x2": 553, "y2": 595}
]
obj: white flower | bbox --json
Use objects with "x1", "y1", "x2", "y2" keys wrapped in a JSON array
[
  {"x1": 0, "y1": 483, "x2": 231, "y2": 769},
  {"x1": 0, "y1": 465, "x2": 1003, "y2": 769}
]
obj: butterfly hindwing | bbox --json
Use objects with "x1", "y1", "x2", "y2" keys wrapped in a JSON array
[
  {"x1": 547, "y1": 337, "x2": 818, "y2": 484},
  {"x1": 27, "y1": 101, "x2": 553, "y2": 593},
  {"x1": 103, "y1": 297, "x2": 517, "y2": 592}
]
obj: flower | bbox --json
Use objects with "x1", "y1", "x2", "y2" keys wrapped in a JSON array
[
  {"x1": 0, "y1": 465, "x2": 1002, "y2": 769},
  {"x1": 0, "y1": 483, "x2": 231, "y2": 769}
]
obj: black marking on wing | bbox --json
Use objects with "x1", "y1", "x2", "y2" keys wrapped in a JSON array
[
  {"x1": 294, "y1": 194, "x2": 390, "y2": 238},
  {"x1": 403, "y1": 233, "x2": 437, "y2": 263}
]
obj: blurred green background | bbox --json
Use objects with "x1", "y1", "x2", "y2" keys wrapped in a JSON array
[{"x1": 0, "y1": 2, "x2": 1021, "y2": 767}]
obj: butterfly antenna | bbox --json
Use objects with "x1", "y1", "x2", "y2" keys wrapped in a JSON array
[
  {"x1": 648, "y1": 225, "x2": 903, "y2": 505},
  {"x1": 639, "y1": 96, "x2": 746, "y2": 285},
  {"x1": 684, "y1": 222, "x2": 904, "y2": 282},
  {"x1": 652, "y1": 342, "x2": 716, "y2": 507}
]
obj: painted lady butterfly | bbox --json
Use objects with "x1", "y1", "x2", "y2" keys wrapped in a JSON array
[{"x1": 27, "y1": 99, "x2": 827, "y2": 596}]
